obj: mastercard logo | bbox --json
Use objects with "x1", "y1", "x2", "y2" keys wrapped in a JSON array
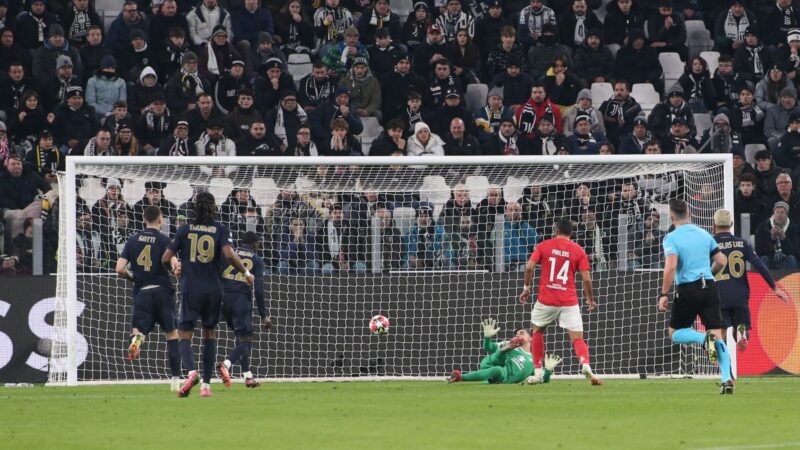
[{"x1": 739, "y1": 273, "x2": 800, "y2": 375}]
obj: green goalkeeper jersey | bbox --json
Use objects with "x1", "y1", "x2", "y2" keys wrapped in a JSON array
[{"x1": 482, "y1": 338, "x2": 534, "y2": 384}]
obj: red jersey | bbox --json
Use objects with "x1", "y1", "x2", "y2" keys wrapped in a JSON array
[{"x1": 529, "y1": 237, "x2": 590, "y2": 306}]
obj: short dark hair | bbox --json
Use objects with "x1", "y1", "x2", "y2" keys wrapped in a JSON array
[
  {"x1": 531, "y1": 81, "x2": 545, "y2": 90},
  {"x1": 239, "y1": 231, "x2": 260, "y2": 247},
  {"x1": 614, "y1": 79, "x2": 630, "y2": 90},
  {"x1": 718, "y1": 55, "x2": 733, "y2": 64},
  {"x1": 554, "y1": 218, "x2": 573, "y2": 236},
  {"x1": 313, "y1": 61, "x2": 327, "y2": 70},
  {"x1": 669, "y1": 199, "x2": 689, "y2": 218},
  {"x1": 739, "y1": 172, "x2": 756, "y2": 185},
  {"x1": 238, "y1": 87, "x2": 254, "y2": 98},
  {"x1": 435, "y1": 58, "x2": 450, "y2": 68},
  {"x1": 143, "y1": 205, "x2": 162, "y2": 224},
  {"x1": 386, "y1": 118, "x2": 404, "y2": 131}
]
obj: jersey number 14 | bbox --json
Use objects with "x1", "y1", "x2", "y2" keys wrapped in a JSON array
[{"x1": 548, "y1": 257, "x2": 569, "y2": 284}]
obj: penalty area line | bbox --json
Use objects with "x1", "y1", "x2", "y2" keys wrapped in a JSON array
[{"x1": 690, "y1": 442, "x2": 800, "y2": 450}]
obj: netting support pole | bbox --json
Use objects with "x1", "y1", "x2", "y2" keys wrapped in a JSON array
[
  {"x1": 722, "y1": 155, "x2": 734, "y2": 233},
  {"x1": 64, "y1": 159, "x2": 78, "y2": 386},
  {"x1": 617, "y1": 214, "x2": 630, "y2": 271},
  {"x1": 371, "y1": 216, "x2": 382, "y2": 274},
  {"x1": 494, "y1": 214, "x2": 505, "y2": 273}
]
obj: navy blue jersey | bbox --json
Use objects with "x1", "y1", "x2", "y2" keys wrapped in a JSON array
[
  {"x1": 714, "y1": 232, "x2": 777, "y2": 308},
  {"x1": 120, "y1": 228, "x2": 174, "y2": 295},
  {"x1": 221, "y1": 245, "x2": 267, "y2": 319},
  {"x1": 169, "y1": 221, "x2": 231, "y2": 295}
]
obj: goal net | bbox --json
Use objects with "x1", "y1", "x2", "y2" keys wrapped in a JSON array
[{"x1": 50, "y1": 155, "x2": 732, "y2": 385}]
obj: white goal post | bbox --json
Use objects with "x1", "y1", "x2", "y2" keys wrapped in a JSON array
[{"x1": 51, "y1": 154, "x2": 733, "y2": 386}]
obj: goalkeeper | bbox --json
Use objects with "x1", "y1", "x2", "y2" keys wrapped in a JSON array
[{"x1": 448, "y1": 319, "x2": 560, "y2": 384}]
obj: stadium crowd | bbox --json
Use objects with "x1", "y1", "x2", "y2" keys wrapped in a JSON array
[{"x1": 0, "y1": 0, "x2": 799, "y2": 275}]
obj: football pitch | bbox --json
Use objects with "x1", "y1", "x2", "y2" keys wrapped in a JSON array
[{"x1": 2, "y1": 378, "x2": 798, "y2": 450}]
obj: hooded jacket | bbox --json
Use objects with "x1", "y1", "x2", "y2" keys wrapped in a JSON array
[
  {"x1": 573, "y1": 34, "x2": 614, "y2": 83},
  {"x1": 602, "y1": 0, "x2": 645, "y2": 46},
  {"x1": 678, "y1": 67, "x2": 717, "y2": 112},
  {"x1": 86, "y1": 66, "x2": 127, "y2": 117},
  {"x1": 406, "y1": 122, "x2": 445, "y2": 156},
  {"x1": 614, "y1": 29, "x2": 662, "y2": 85},
  {"x1": 32, "y1": 39, "x2": 83, "y2": 81},
  {"x1": 128, "y1": 67, "x2": 163, "y2": 117},
  {"x1": 514, "y1": 95, "x2": 562, "y2": 139},
  {"x1": 648, "y1": 84, "x2": 695, "y2": 140},
  {"x1": 339, "y1": 61, "x2": 382, "y2": 116}
]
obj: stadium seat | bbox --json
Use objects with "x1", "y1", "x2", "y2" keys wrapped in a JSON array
[
  {"x1": 465, "y1": 83, "x2": 488, "y2": 113},
  {"x1": 358, "y1": 117, "x2": 384, "y2": 155},
  {"x1": 700, "y1": 51, "x2": 720, "y2": 76},
  {"x1": 694, "y1": 113, "x2": 712, "y2": 138},
  {"x1": 606, "y1": 43, "x2": 620, "y2": 58},
  {"x1": 392, "y1": 206, "x2": 417, "y2": 236},
  {"x1": 591, "y1": 82, "x2": 613, "y2": 105},
  {"x1": 465, "y1": 175, "x2": 489, "y2": 204},
  {"x1": 208, "y1": 178, "x2": 234, "y2": 204},
  {"x1": 250, "y1": 177, "x2": 279, "y2": 208},
  {"x1": 686, "y1": 20, "x2": 713, "y2": 59},
  {"x1": 293, "y1": 176, "x2": 315, "y2": 197},
  {"x1": 745, "y1": 144, "x2": 766, "y2": 166},
  {"x1": 659, "y1": 52, "x2": 683, "y2": 92},
  {"x1": 503, "y1": 176, "x2": 529, "y2": 203},
  {"x1": 419, "y1": 176, "x2": 451, "y2": 218},
  {"x1": 287, "y1": 53, "x2": 312, "y2": 85},
  {"x1": 121, "y1": 179, "x2": 145, "y2": 204},
  {"x1": 393, "y1": 0, "x2": 413, "y2": 18},
  {"x1": 631, "y1": 83, "x2": 660, "y2": 115},
  {"x1": 651, "y1": 203, "x2": 671, "y2": 231},
  {"x1": 78, "y1": 177, "x2": 104, "y2": 209},
  {"x1": 163, "y1": 183, "x2": 193, "y2": 206}
]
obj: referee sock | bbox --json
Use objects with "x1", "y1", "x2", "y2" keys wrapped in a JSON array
[
  {"x1": 179, "y1": 339, "x2": 195, "y2": 374},
  {"x1": 166, "y1": 339, "x2": 181, "y2": 377},
  {"x1": 715, "y1": 339, "x2": 732, "y2": 384},
  {"x1": 671, "y1": 328, "x2": 705, "y2": 345},
  {"x1": 532, "y1": 332, "x2": 545, "y2": 370},
  {"x1": 202, "y1": 339, "x2": 216, "y2": 384}
]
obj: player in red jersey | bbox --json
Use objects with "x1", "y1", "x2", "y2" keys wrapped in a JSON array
[{"x1": 518, "y1": 218, "x2": 601, "y2": 385}]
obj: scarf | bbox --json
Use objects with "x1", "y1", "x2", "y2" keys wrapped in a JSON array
[
  {"x1": 134, "y1": 42, "x2": 148, "y2": 53},
  {"x1": 304, "y1": 76, "x2": 333, "y2": 104},
  {"x1": 348, "y1": 63, "x2": 373, "y2": 88},
  {"x1": 770, "y1": 217, "x2": 790, "y2": 235},
  {"x1": 405, "y1": 107, "x2": 422, "y2": 131},
  {"x1": 69, "y1": 6, "x2": 92, "y2": 41},
  {"x1": 439, "y1": 12, "x2": 469, "y2": 41},
  {"x1": 369, "y1": 7, "x2": 390, "y2": 28},
  {"x1": 538, "y1": 132, "x2": 558, "y2": 155},
  {"x1": 327, "y1": 220, "x2": 342, "y2": 258},
  {"x1": 604, "y1": 98, "x2": 626, "y2": 126},
  {"x1": 575, "y1": 132, "x2": 597, "y2": 148},
  {"x1": 181, "y1": 69, "x2": 204, "y2": 96},
  {"x1": 574, "y1": 15, "x2": 586, "y2": 46},
  {"x1": 669, "y1": 135, "x2": 690, "y2": 154},
  {"x1": 782, "y1": 6, "x2": 796, "y2": 28},
  {"x1": 688, "y1": 73, "x2": 704, "y2": 100},
  {"x1": 746, "y1": 45, "x2": 764, "y2": 76},
  {"x1": 576, "y1": 106, "x2": 598, "y2": 127},
  {"x1": 481, "y1": 105, "x2": 504, "y2": 132},
  {"x1": 83, "y1": 138, "x2": 107, "y2": 156},
  {"x1": 294, "y1": 141, "x2": 318, "y2": 156},
  {"x1": 320, "y1": 6, "x2": 348, "y2": 42},
  {"x1": 143, "y1": 107, "x2": 169, "y2": 132},
  {"x1": 723, "y1": 10, "x2": 749, "y2": 42},
  {"x1": 634, "y1": 132, "x2": 651, "y2": 150},
  {"x1": 205, "y1": 43, "x2": 219, "y2": 76},
  {"x1": 711, "y1": 127, "x2": 732, "y2": 153},
  {"x1": 517, "y1": 100, "x2": 554, "y2": 134},
  {"x1": 499, "y1": 132, "x2": 519, "y2": 155},
  {"x1": 33, "y1": 14, "x2": 46, "y2": 44},
  {"x1": 202, "y1": 135, "x2": 226, "y2": 156},
  {"x1": 740, "y1": 104, "x2": 764, "y2": 127},
  {"x1": 167, "y1": 136, "x2": 189, "y2": 156},
  {"x1": 274, "y1": 105, "x2": 308, "y2": 147}
]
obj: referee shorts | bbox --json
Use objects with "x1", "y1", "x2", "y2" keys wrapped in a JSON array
[{"x1": 670, "y1": 278, "x2": 725, "y2": 330}]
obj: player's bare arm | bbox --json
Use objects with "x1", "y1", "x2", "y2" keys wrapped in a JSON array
[
  {"x1": 710, "y1": 251, "x2": 727, "y2": 276},
  {"x1": 115, "y1": 257, "x2": 133, "y2": 281},
  {"x1": 519, "y1": 260, "x2": 536, "y2": 304},
  {"x1": 223, "y1": 244, "x2": 255, "y2": 285},
  {"x1": 580, "y1": 270, "x2": 597, "y2": 311},
  {"x1": 658, "y1": 254, "x2": 678, "y2": 312}
]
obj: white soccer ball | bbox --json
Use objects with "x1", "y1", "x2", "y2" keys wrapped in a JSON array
[
  {"x1": 525, "y1": 375, "x2": 544, "y2": 385},
  {"x1": 369, "y1": 315, "x2": 390, "y2": 335}
]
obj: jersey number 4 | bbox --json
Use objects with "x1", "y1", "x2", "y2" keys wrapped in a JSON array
[
  {"x1": 137, "y1": 245, "x2": 152, "y2": 272},
  {"x1": 548, "y1": 257, "x2": 569, "y2": 284},
  {"x1": 715, "y1": 250, "x2": 745, "y2": 281}
]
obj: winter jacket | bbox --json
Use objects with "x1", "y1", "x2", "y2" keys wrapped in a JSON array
[
  {"x1": 526, "y1": 42, "x2": 572, "y2": 80},
  {"x1": 760, "y1": 4, "x2": 800, "y2": 47},
  {"x1": 79, "y1": 44, "x2": 111, "y2": 83},
  {"x1": 356, "y1": 7, "x2": 401, "y2": 45},
  {"x1": 368, "y1": 44, "x2": 405, "y2": 80},
  {"x1": 0, "y1": 167, "x2": 51, "y2": 212},
  {"x1": 61, "y1": 6, "x2": 102, "y2": 46},
  {"x1": 119, "y1": 44, "x2": 157, "y2": 83},
  {"x1": 443, "y1": 133, "x2": 482, "y2": 156},
  {"x1": 598, "y1": 95, "x2": 642, "y2": 144},
  {"x1": 318, "y1": 133, "x2": 363, "y2": 156},
  {"x1": 474, "y1": 15, "x2": 512, "y2": 64},
  {"x1": 712, "y1": 69, "x2": 742, "y2": 109},
  {"x1": 602, "y1": 1, "x2": 645, "y2": 46},
  {"x1": 731, "y1": 102, "x2": 766, "y2": 145},
  {"x1": 514, "y1": 96, "x2": 563, "y2": 139},
  {"x1": 194, "y1": 134, "x2": 237, "y2": 176},
  {"x1": 764, "y1": 103, "x2": 800, "y2": 143},
  {"x1": 678, "y1": 70, "x2": 717, "y2": 112},
  {"x1": 614, "y1": 34, "x2": 662, "y2": 85},
  {"x1": 16, "y1": 11, "x2": 58, "y2": 50},
  {"x1": 573, "y1": 40, "x2": 614, "y2": 84},
  {"x1": 198, "y1": 41, "x2": 242, "y2": 83},
  {"x1": 9, "y1": 105, "x2": 49, "y2": 143},
  {"x1": 32, "y1": 41, "x2": 83, "y2": 81},
  {"x1": 186, "y1": 4, "x2": 232, "y2": 46},
  {"x1": 323, "y1": 42, "x2": 369, "y2": 78},
  {"x1": 568, "y1": 131, "x2": 609, "y2": 155},
  {"x1": 754, "y1": 163, "x2": 781, "y2": 199},
  {"x1": 157, "y1": 40, "x2": 190, "y2": 82},
  {"x1": 275, "y1": 12, "x2": 315, "y2": 54},
  {"x1": 646, "y1": 11, "x2": 687, "y2": 50},
  {"x1": 776, "y1": 129, "x2": 800, "y2": 169},
  {"x1": 223, "y1": 105, "x2": 262, "y2": 142},
  {"x1": 369, "y1": 132, "x2": 405, "y2": 156},
  {"x1": 339, "y1": 70, "x2": 382, "y2": 117},
  {"x1": 755, "y1": 219, "x2": 799, "y2": 261},
  {"x1": 648, "y1": 99, "x2": 695, "y2": 140},
  {"x1": 557, "y1": 11, "x2": 602, "y2": 49},
  {"x1": 426, "y1": 73, "x2": 462, "y2": 110},
  {"x1": 264, "y1": 104, "x2": 307, "y2": 150},
  {"x1": 164, "y1": 70, "x2": 212, "y2": 113},
  {"x1": 298, "y1": 74, "x2": 336, "y2": 110},
  {"x1": 106, "y1": 12, "x2": 149, "y2": 53},
  {"x1": 379, "y1": 69, "x2": 426, "y2": 121},
  {"x1": 485, "y1": 43, "x2": 528, "y2": 80},
  {"x1": 489, "y1": 71, "x2": 535, "y2": 108},
  {"x1": 308, "y1": 97, "x2": 364, "y2": 142},
  {"x1": 149, "y1": 14, "x2": 190, "y2": 54},
  {"x1": 713, "y1": 8, "x2": 759, "y2": 55},
  {"x1": 734, "y1": 43, "x2": 771, "y2": 83},
  {"x1": 413, "y1": 39, "x2": 452, "y2": 78},
  {"x1": 406, "y1": 132, "x2": 445, "y2": 156},
  {"x1": 528, "y1": 131, "x2": 569, "y2": 155},
  {"x1": 232, "y1": 7, "x2": 274, "y2": 47},
  {"x1": 213, "y1": 73, "x2": 248, "y2": 115},
  {"x1": 756, "y1": 74, "x2": 795, "y2": 109},
  {"x1": 52, "y1": 103, "x2": 98, "y2": 147},
  {"x1": 135, "y1": 106, "x2": 173, "y2": 148},
  {"x1": 433, "y1": 104, "x2": 478, "y2": 137},
  {"x1": 541, "y1": 68, "x2": 582, "y2": 107},
  {"x1": 735, "y1": 191, "x2": 768, "y2": 233},
  {"x1": 186, "y1": 107, "x2": 223, "y2": 143},
  {"x1": 128, "y1": 67, "x2": 163, "y2": 116},
  {"x1": 562, "y1": 106, "x2": 605, "y2": 137},
  {"x1": 251, "y1": 72, "x2": 295, "y2": 117},
  {"x1": 86, "y1": 72, "x2": 127, "y2": 117}
]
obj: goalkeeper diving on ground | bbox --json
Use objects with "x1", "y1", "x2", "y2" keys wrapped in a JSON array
[{"x1": 448, "y1": 319, "x2": 561, "y2": 385}]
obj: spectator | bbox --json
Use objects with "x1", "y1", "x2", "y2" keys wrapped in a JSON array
[
  {"x1": 603, "y1": 0, "x2": 645, "y2": 47},
  {"x1": 659, "y1": 117, "x2": 699, "y2": 154},
  {"x1": 614, "y1": 28, "x2": 663, "y2": 94},
  {"x1": 599, "y1": 80, "x2": 642, "y2": 146},
  {"x1": 274, "y1": 0, "x2": 314, "y2": 57},
  {"x1": 290, "y1": 123, "x2": 319, "y2": 156},
  {"x1": 519, "y1": 183, "x2": 554, "y2": 238},
  {"x1": 449, "y1": 28, "x2": 480, "y2": 86},
  {"x1": 212, "y1": 59, "x2": 247, "y2": 115},
  {"x1": 81, "y1": 129, "x2": 113, "y2": 156},
  {"x1": 340, "y1": 56, "x2": 382, "y2": 120},
  {"x1": 299, "y1": 61, "x2": 336, "y2": 113},
  {"x1": 446, "y1": 213, "x2": 478, "y2": 269},
  {"x1": 90, "y1": 177, "x2": 131, "y2": 248},
  {"x1": 526, "y1": 23, "x2": 571, "y2": 80},
  {"x1": 265, "y1": 90, "x2": 307, "y2": 151},
  {"x1": 52, "y1": 86, "x2": 97, "y2": 151},
  {"x1": 196, "y1": 118, "x2": 237, "y2": 176},
  {"x1": 224, "y1": 87, "x2": 263, "y2": 142},
  {"x1": 279, "y1": 216, "x2": 317, "y2": 272},
  {"x1": 157, "y1": 120, "x2": 191, "y2": 156},
  {"x1": 474, "y1": 87, "x2": 513, "y2": 143},
  {"x1": 17, "y1": 0, "x2": 58, "y2": 50},
  {"x1": 23, "y1": 130, "x2": 62, "y2": 182},
  {"x1": 233, "y1": 0, "x2": 274, "y2": 51},
  {"x1": 317, "y1": 203, "x2": 363, "y2": 273},
  {"x1": 517, "y1": 0, "x2": 556, "y2": 48},
  {"x1": 394, "y1": 91, "x2": 432, "y2": 137},
  {"x1": 112, "y1": 121, "x2": 140, "y2": 156},
  {"x1": 0, "y1": 154, "x2": 51, "y2": 238},
  {"x1": 573, "y1": 29, "x2": 613, "y2": 86},
  {"x1": 149, "y1": 0, "x2": 190, "y2": 53},
  {"x1": 164, "y1": 51, "x2": 211, "y2": 113},
  {"x1": 433, "y1": 88, "x2": 476, "y2": 136},
  {"x1": 308, "y1": 86, "x2": 364, "y2": 142},
  {"x1": 237, "y1": 120, "x2": 281, "y2": 156},
  {"x1": 249, "y1": 32, "x2": 288, "y2": 74},
  {"x1": 713, "y1": 0, "x2": 756, "y2": 55},
  {"x1": 486, "y1": 118, "x2": 531, "y2": 155},
  {"x1": 486, "y1": 25, "x2": 527, "y2": 81},
  {"x1": 368, "y1": 28, "x2": 404, "y2": 80},
  {"x1": 647, "y1": 0, "x2": 688, "y2": 61},
  {"x1": 412, "y1": 23, "x2": 451, "y2": 79},
  {"x1": 753, "y1": 149, "x2": 780, "y2": 199},
  {"x1": 569, "y1": 114, "x2": 609, "y2": 155},
  {"x1": 776, "y1": 110, "x2": 800, "y2": 169},
  {"x1": 61, "y1": 0, "x2": 102, "y2": 47},
  {"x1": 765, "y1": 87, "x2": 799, "y2": 152},
  {"x1": 489, "y1": 55, "x2": 534, "y2": 110},
  {"x1": 515, "y1": 82, "x2": 563, "y2": 140},
  {"x1": 529, "y1": 113, "x2": 568, "y2": 155},
  {"x1": 426, "y1": 58, "x2": 462, "y2": 109},
  {"x1": 135, "y1": 93, "x2": 173, "y2": 154},
  {"x1": 357, "y1": 0, "x2": 401, "y2": 45},
  {"x1": 732, "y1": 82, "x2": 766, "y2": 145},
  {"x1": 604, "y1": 180, "x2": 647, "y2": 266},
  {"x1": 732, "y1": 148, "x2": 755, "y2": 187},
  {"x1": 220, "y1": 187, "x2": 260, "y2": 229},
  {"x1": 369, "y1": 118, "x2": 406, "y2": 156},
  {"x1": 119, "y1": 29, "x2": 156, "y2": 83},
  {"x1": 75, "y1": 208, "x2": 102, "y2": 272},
  {"x1": 32, "y1": 24, "x2": 83, "y2": 81},
  {"x1": 648, "y1": 83, "x2": 695, "y2": 140},
  {"x1": 0, "y1": 121, "x2": 8, "y2": 164},
  {"x1": 0, "y1": 32, "x2": 31, "y2": 84},
  {"x1": 756, "y1": 64, "x2": 795, "y2": 109},
  {"x1": 404, "y1": 206, "x2": 446, "y2": 269},
  {"x1": 735, "y1": 172, "x2": 768, "y2": 233},
  {"x1": 700, "y1": 113, "x2": 744, "y2": 154},
  {"x1": 734, "y1": 26, "x2": 770, "y2": 84},
  {"x1": 252, "y1": 57, "x2": 295, "y2": 116},
  {"x1": 107, "y1": 1, "x2": 149, "y2": 54},
  {"x1": 128, "y1": 66, "x2": 162, "y2": 118},
  {"x1": 102, "y1": 101, "x2": 131, "y2": 137},
  {"x1": 443, "y1": 117, "x2": 481, "y2": 155},
  {"x1": 320, "y1": 117, "x2": 362, "y2": 156},
  {"x1": 712, "y1": 55, "x2": 742, "y2": 110},
  {"x1": 632, "y1": 208, "x2": 665, "y2": 268},
  {"x1": 406, "y1": 121, "x2": 445, "y2": 156},
  {"x1": 761, "y1": 0, "x2": 800, "y2": 48},
  {"x1": 77, "y1": 26, "x2": 109, "y2": 83},
  {"x1": 197, "y1": 26, "x2": 240, "y2": 83},
  {"x1": 131, "y1": 181, "x2": 177, "y2": 232},
  {"x1": 85, "y1": 55, "x2": 126, "y2": 118},
  {"x1": 313, "y1": 0, "x2": 354, "y2": 55},
  {"x1": 563, "y1": 89, "x2": 605, "y2": 137},
  {"x1": 375, "y1": 206, "x2": 402, "y2": 270},
  {"x1": 472, "y1": 185, "x2": 505, "y2": 269},
  {"x1": 557, "y1": 0, "x2": 601, "y2": 50},
  {"x1": 379, "y1": 54, "x2": 426, "y2": 122},
  {"x1": 755, "y1": 201, "x2": 798, "y2": 270},
  {"x1": 774, "y1": 29, "x2": 800, "y2": 79},
  {"x1": 157, "y1": 27, "x2": 190, "y2": 81},
  {"x1": 768, "y1": 173, "x2": 800, "y2": 223},
  {"x1": 436, "y1": 0, "x2": 475, "y2": 42},
  {"x1": 500, "y1": 200, "x2": 537, "y2": 270},
  {"x1": 39, "y1": 55, "x2": 80, "y2": 112},
  {"x1": 678, "y1": 56, "x2": 717, "y2": 113},
  {"x1": 401, "y1": 2, "x2": 431, "y2": 54},
  {"x1": 9, "y1": 90, "x2": 52, "y2": 149},
  {"x1": 541, "y1": 55, "x2": 582, "y2": 109},
  {"x1": 475, "y1": 0, "x2": 511, "y2": 69},
  {"x1": 186, "y1": 0, "x2": 232, "y2": 47}
]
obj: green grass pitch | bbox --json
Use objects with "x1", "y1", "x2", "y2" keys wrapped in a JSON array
[{"x1": 2, "y1": 378, "x2": 799, "y2": 450}]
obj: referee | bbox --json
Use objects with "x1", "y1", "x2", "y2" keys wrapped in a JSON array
[{"x1": 657, "y1": 199, "x2": 734, "y2": 394}]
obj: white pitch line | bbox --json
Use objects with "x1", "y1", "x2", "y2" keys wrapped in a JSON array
[{"x1": 691, "y1": 442, "x2": 800, "y2": 450}]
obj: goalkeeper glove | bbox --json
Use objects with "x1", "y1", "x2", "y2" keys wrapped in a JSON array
[
  {"x1": 481, "y1": 318, "x2": 499, "y2": 338},
  {"x1": 544, "y1": 354, "x2": 562, "y2": 371}
]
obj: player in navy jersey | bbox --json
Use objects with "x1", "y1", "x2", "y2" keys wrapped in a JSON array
[
  {"x1": 217, "y1": 232, "x2": 271, "y2": 389},
  {"x1": 712, "y1": 210, "x2": 788, "y2": 357},
  {"x1": 115, "y1": 206, "x2": 183, "y2": 391},
  {"x1": 162, "y1": 192, "x2": 254, "y2": 398}
]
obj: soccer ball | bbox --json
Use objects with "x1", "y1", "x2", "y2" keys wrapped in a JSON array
[{"x1": 369, "y1": 315, "x2": 390, "y2": 335}]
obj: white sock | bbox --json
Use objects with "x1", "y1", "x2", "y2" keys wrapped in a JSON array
[
  {"x1": 244, "y1": 371, "x2": 253, "y2": 379},
  {"x1": 582, "y1": 363, "x2": 593, "y2": 375},
  {"x1": 202, "y1": 383, "x2": 210, "y2": 389},
  {"x1": 223, "y1": 359, "x2": 232, "y2": 370}
]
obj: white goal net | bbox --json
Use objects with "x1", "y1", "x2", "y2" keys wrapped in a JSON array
[{"x1": 50, "y1": 155, "x2": 732, "y2": 385}]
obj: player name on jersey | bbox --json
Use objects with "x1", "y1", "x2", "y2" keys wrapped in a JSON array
[
  {"x1": 717, "y1": 240, "x2": 745, "y2": 250},
  {"x1": 189, "y1": 225, "x2": 218, "y2": 233}
]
